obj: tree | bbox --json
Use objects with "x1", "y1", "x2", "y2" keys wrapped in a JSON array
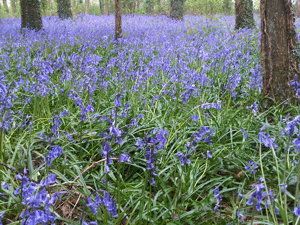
[
  {"x1": 3, "y1": 0, "x2": 9, "y2": 13},
  {"x1": 145, "y1": 0, "x2": 153, "y2": 14},
  {"x1": 115, "y1": 0, "x2": 122, "y2": 39},
  {"x1": 56, "y1": 0, "x2": 72, "y2": 19},
  {"x1": 296, "y1": 0, "x2": 300, "y2": 17},
  {"x1": 11, "y1": 0, "x2": 17, "y2": 14},
  {"x1": 170, "y1": 0, "x2": 184, "y2": 20},
  {"x1": 235, "y1": 0, "x2": 254, "y2": 30},
  {"x1": 85, "y1": 0, "x2": 90, "y2": 14},
  {"x1": 20, "y1": 0, "x2": 43, "y2": 31},
  {"x1": 261, "y1": 0, "x2": 299, "y2": 106}
]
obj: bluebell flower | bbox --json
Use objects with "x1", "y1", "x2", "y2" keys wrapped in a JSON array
[
  {"x1": 240, "y1": 128, "x2": 249, "y2": 139},
  {"x1": 120, "y1": 153, "x2": 131, "y2": 163},
  {"x1": 245, "y1": 160, "x2": 258, "y2": 174},
  {"x1": 175, "y1": 152, "x2": 191, "y2": 166},
  {"x1": 44, "y1": 145, "x2": 63, "y2": 166},
  {"x1": 0, "y1": 211, "x2": 6, "y2": 225},
  {"x1": 294, "y1": 206, "x2": 300, "y2": 216},
  {"x1": 213, "y1": 186, "x2": 222, "y2": 212},
  {"x1": 246, "y1": 101, "x2": 258, "y2": 114}
]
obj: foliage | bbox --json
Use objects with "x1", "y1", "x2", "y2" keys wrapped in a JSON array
[{"x1": 0, "y1": 14, "x2": 300, "y2": 224}]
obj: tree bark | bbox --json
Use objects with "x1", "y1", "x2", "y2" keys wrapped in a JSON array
[
  {"x1": 11, "y1": 0, "x2": 17, "y2": 14},
  {"x1": 56, "y1": 0, "x2": 72, "y2": 19},
  {"x1": 3, "y1": 0, "x2": 9, "y2": 13},
  {"x1": 235, "y1": 0, "x2": 254, "y2": 30},
  {"x1": 85, "y1": 0, "x2": 89, "y2": 14},
  {"x1": 21, "y1": 0, "x2": 43, "y2": 31},
  {"x1": 115, "y1": 0, "x2": 122, "y2": 39},
  {"x1": 170, "y1": 0, "x2": 184, "y2": 20},
  {"x1": 261, "y1": 0, "x2": 299, "y2": 106},
  {"x1": 296, "y1": 0, "x2": 300, "y2": 17}
]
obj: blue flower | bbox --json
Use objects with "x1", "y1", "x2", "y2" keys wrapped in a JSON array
[{"x1": 294, "y1": 206, "x2": 300, "y2": 216}]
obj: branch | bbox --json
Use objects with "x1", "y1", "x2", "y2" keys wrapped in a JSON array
[{"x1": 73, "y1": 157, "x2": 119, "y2": 182}]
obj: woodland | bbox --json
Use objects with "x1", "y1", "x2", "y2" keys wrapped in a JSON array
[{"x1": 1, "y1": 0, "x2": 300, "y2": 224}]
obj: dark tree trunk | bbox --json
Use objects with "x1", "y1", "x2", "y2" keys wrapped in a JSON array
[
  {"x1": 115, "y1": 0, "x2": 122, "y2": 39},
  {"x1": 85, "y1": 0, "x2": 89, "y2": 14},
  {"x1": 170, "y1": 0, "x2": 184, "y2": 20},
  {"x1": 99, "y1": 0, "x2": 102, "y2": 14},
  {"x1": 20, "y1": 0, "x2": 43, "y2": 31},
  {"x1": 56, "y1": 0, "x2": 72, "y2": 19},
  {"x1": 145, "y1": 0, "x2": 153, "y2": 14},
  {"x1": 261, "y1": 0, "x2": 299, "y2": 106},
  {"x1": 296, "y1": 0, "x2": 300, "y2": 17},
  {"x1": 3, "y1": 0, "x2": 9, "y2": 13},
  {"x1": 235, "y1": 0, "x2": 254, "y2": 30},
  {"x1": 11, "y1": 0, "x2": 17, "y2": 14}
]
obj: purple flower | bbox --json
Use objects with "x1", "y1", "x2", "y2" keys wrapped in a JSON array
[
  {"x1": 246, "y1": 101, "x2": 258, "y2": 114},
  {"x1": 0, "y1": 211, "x2": 6, "y2": 225},
  {"x1": 294, "y1": 206, "x2": 300, "y2": 216},
  {"x1": 120, "y1": 153, "x2": 131, "y2": 163},
  {"x1": 44, "y1": 145, "x2": 63, "y2": 166},
  {"x1": 175, "y1": 152, "x2": 191, "y2": 166}
]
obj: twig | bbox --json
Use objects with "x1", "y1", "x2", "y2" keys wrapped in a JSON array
[
  {"x1": 73, "y1": 157, "x2": 119, "y2": 182},
  {"x1": 0, "y1": 161, "x2": 37, "y2": 183}
]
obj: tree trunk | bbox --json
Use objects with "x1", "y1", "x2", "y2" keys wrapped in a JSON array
[
  {"x1": 115, "y1": 0, "x2": 122, "y2": 39},
  {"x1": 11, "y1": 0, "x2": 17, "y2": 14},
  {"x1": 99, "y1": 0, "x2": 102, "y2": 14},
  {"x1": 21, "y1": 0, "x2": 43, "y2": 31},
  {"x1": 296, "y1": 0, "x2": 300, "y2": 17},
  {"x1": 104, "y1": 0, "x2": 108, "y2": 14},
  {"x1": 235, "y1": 0, "x2": 254, "y2": 30},
  {"x1": 146, "y1": 0, "x2": 153, "y2": 14},
  {"x1": 56, "y1": 0, "x2": 72, "y2": 19},
  {"x1": 3, "y1": 0, "x2": 9, "y2": 13},
  {"x1": 49, "y1": 0, "x2": 53, "y2": 10},
  {"x1": 261, "y1": 0, "x2": 299, "y2": 106},
  {"x1": 85, "y1": 0, "x2": 89, "y2": 14},
  {"x1": 170, "y1": 0, "x2": 184, "y2": 20}
]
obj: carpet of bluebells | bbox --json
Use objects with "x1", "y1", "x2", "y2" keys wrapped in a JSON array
[{"x1": 1, "y1": 14, "x2": 300, "y2": 224}]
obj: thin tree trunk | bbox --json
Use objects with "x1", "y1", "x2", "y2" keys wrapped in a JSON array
[
  {"x1": 57, "y1": 0, "x2": 72, "y2": 19},
  {"x1": 3, "y1": 0, "x2": 8, "y2": 13},
  {"x1": 235, "y1": 0, "x2": 254, "y2": 29},
  {"x1": 21, "y1": 0, "x2": 43, "y2": 31},
  {"x1": 296, "y1": 0, "x2": 300, "y2": 17},
  {"x1": 115, "y1": 0, "x2": 122, "y2": 39},
  {"x1": 261, "y1": 0, "x2": 299, "y2": 106},
  {"x1": 104, "y1": 0, "x2": 108, "y2": 14},
  {"x1": 85, "y1": 0, "x2": 89, "y2": 14},
  {"x1": 99, "y1": 0, "x2": 102, "y2": 14},
  {"x1": 146, "y1": 0, "x2": 153, "y2": 14},
  {"x1": 11, "y1": 0, "x2": 17, "y2": 14},
  {"x1": 170, "y1": 0, "x2": 184, "y2": 20}
]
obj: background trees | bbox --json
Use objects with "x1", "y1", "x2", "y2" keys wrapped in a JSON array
[
  {"x1": 56, "y1": 0, "x2": 72, "y2": 19},
  {"x1": 235, "y1": 0, "x2": 254, "y2": 30},
  {"x1": 170, "y1": 0, "x2": 184, "y2": 20}
]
